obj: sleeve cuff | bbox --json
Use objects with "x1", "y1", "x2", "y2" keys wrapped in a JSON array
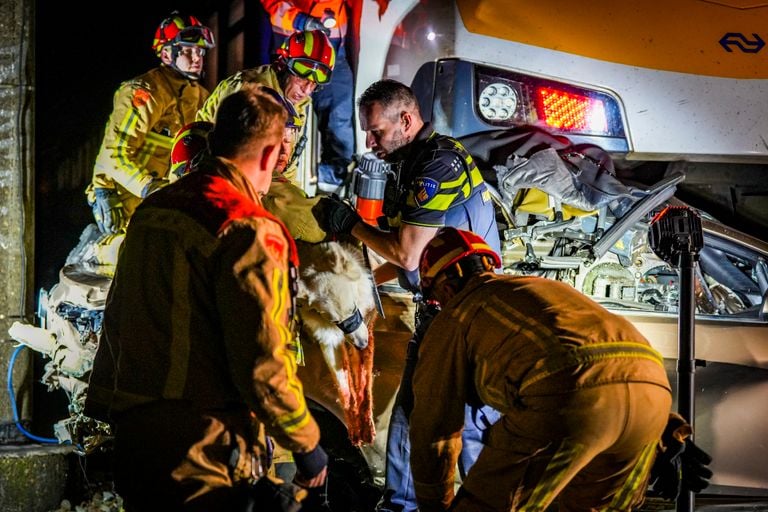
[{"x1": 293, "y1": 445, "x2": 328, "y2": 479}]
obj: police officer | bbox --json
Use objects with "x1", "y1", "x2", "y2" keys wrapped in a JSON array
[{"x1": 317, "y1": 78, "x2": 502, "y2": 512}]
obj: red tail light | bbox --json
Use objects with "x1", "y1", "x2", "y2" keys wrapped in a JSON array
[{"x1": 535, "y1": 87, "x2": 608, "y2": 134}]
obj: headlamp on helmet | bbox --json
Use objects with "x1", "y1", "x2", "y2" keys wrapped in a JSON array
[
  {"x1": 419, "y1": 227, "x2": 501, "y2": 294},
  {"x1": 277, "y1": 30, "x2": 336, "y2": 85}
]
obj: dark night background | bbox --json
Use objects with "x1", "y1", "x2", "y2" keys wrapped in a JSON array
[
  {"x1": 35, "y1": 1, "x2": 271, "y2": 291},
  {"x1": 33, "y1": 1, "x2": 271, "y2": 439}
]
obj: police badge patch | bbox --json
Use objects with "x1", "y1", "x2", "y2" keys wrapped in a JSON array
[{"x1": 414, "y1": 177, "x2": 439, "y2": 207}]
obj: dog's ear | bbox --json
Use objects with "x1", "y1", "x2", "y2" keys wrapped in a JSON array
[
  {"x1": 330, "y1": 243, "x2": 349, "y2": 275},
  {"x1": 330, "y1": 243, "x2": 365, "y2": 280}
]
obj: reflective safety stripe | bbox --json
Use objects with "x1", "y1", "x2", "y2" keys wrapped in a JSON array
[
  {"x1": 420, "y1": 189, "x2": 459, "y2": 211},
  {"x1": 277, "y1": 404, "x2": 312, "y2": 434},
  {"x1": 115, "y1": 109, "x2": 143, "y2": 183},
  {"x1": 522, "y1": 439, "x2": 586, "y2": 510},
  {"x1": 469, "y1": 166, "x2": 484, "y2": 188},
  {"x1": 145, "y1": 130, "x2": 174, "y2": 149},
  {"x1": 609, "y1": 441, "x2": 658, "y2": 510},
  {"x1": 520, "y1": 342, "x2": 665, "y2": 393},
  {"x1": 270, "y1": 266, "x2": 312, "y2": 432}
]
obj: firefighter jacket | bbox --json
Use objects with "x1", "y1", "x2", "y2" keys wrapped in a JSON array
[
  {"x1": 261, "y1": 0, "x2": 349, "y2": 41},
  {"x1": 196, "y1": 64, "x2": 311, "y2": 182},
  {"x1": 87, "y1": 64, "x2": 209, "y2": 220},
  {"x1": 409, "y1": 273, "x2": 671, "y2": 509},
  {"x1": 85, "y1": 156, "x2": 321, "y2": 491},
  {"x1": 264, "y1": 171, "x2": 327, "y2": 243}
]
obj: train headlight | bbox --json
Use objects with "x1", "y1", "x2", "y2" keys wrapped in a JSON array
[{"x1": 478, "y1": 82, "x2": 518, "y2": 121}]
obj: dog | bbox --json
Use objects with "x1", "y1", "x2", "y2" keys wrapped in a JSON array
[{"x1": 295, "y1": 239, "x2": 378, "y2": 446}]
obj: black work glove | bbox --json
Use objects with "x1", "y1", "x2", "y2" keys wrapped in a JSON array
[
  {"x1": 249, "y1": 476, "x2": 306, "y2": 512},
  {"x1": 681, "y1": 438, "x2": 713, "y2": 493},
  {"x1": 314, "y1": 195, "x2": 361, "y2": 236},
  {"x1": 414, "y1": 300, "x2": 441, "y2": 341},
  {"x1": 649, "y1": 434, "x2": 686, "y2": 501},
  {"x1": 649, "y1": 413, "x2": 713, "y2": 501}
]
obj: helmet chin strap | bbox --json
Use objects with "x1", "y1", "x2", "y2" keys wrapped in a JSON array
[{"x1": 169, "y1": 45, "x2": 201, "y2": 80}]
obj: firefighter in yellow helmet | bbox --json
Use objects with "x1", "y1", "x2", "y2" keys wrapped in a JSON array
[
  {"x1": 86, "y1": 12, "x2": 215, "y2": 237},
  {"x1": 410, "y1": 227, "x2": 675, "y2": 511},
  {"x1": 197, "y1": 29, "x2": 336, "y2": 184}
]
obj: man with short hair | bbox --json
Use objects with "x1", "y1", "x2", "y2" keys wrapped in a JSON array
[
  {"x1": 318, "y1": 78, "x2": 501, "y2": 512},
  {"x1": 85, "y1": 87, "x2": 327, "y2": 511}
]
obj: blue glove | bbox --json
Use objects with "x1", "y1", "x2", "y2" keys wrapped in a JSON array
[
  {"x1": 294, "y1": 13, "x2": 330, "y2": 35},
  {"x1": 90, "y1": 188, "x2": 126, "y2": 235}
]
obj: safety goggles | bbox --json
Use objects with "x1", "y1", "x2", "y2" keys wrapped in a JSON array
[
  {"x1": 178, "y1": 46, "x2": 206, "y2": 58},
  {"x1": 286, "y1": 58, "x2": 332, "y2": 85},
  {"x1": 178, "y1": 26, "x2": 215, "y2": 48}
]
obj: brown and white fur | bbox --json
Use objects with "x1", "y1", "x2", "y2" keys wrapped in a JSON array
[{"x1": 295, "y1": 240, "x2": 378, "y2": 446}]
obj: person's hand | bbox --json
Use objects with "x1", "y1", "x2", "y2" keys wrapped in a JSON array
[
  {"x1": 294, "y1": 465, "x2": 328, "y2": 488},
  {"x1": 414, "y1": 300, "x2": 441, "y2": 341},
  {"x1": 314, "y1": 195, "x2": 361, "y2": 236},
  {"x1": 141, "y1": 178, "x2": 169, "y2": 198},
  {"x1": 649, "y1": 413, "x2": 713, "y2": 500},
  {"x1": 292, "y1": 445, "x2": 328, "y2": 488},
  {"x1": 297, "y1": 13, "x2": 331, "y2": 35},
  {"x1": 303, "y1": 16, "x2": 328, "y2": 33},
  {"x1": 90, "y1": 188, "x2": 126, "y2": 235},
  {"x1": 681, "y1": 438, "x2": 713, "y2": 493}
]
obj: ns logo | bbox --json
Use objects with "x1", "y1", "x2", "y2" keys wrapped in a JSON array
[{"x1": 719, "y1": 33, "x2": 766, "y2": 53}]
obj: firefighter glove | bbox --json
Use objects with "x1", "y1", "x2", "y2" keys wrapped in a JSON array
[
  {"x1": 315, "y1": 195, "x2": 360, "y2": 235},
  {"x1": 681, "y1": 438, "x2": 713, "y2": 493},
  {"x1": 292, "y1": 444, "x2": 328, "y2": 488},
  {"x1": 649, "y1": 433, "x2": 686, "y2": 501},
  {"x1": 141, "y1": 178, "x2": 169, "y2": 198},
  {"x1": 649, "y1": 413, "x2": 713, "y2": 501},
  {"x1": 250, "y1": 476, "x2": 307, "y2": 512},
  {"x1": 414, "y1": 301, "x2": 441, "y2": 341},
  {"x1": 90, "y1": 188, "x2": 126, "y2": 235}
]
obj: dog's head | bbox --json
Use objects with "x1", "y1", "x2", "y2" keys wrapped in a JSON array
[{"x1": 296, "y1": 241, "x2": 375, "y2": 349}]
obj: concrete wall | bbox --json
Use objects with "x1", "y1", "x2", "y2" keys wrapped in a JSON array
[
  {"x1": 0, "y1": 0, "x2": 34, "y2": 439},
  {"x1": 0, "y1": 2, "x2": 65, "y2": 510}
]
